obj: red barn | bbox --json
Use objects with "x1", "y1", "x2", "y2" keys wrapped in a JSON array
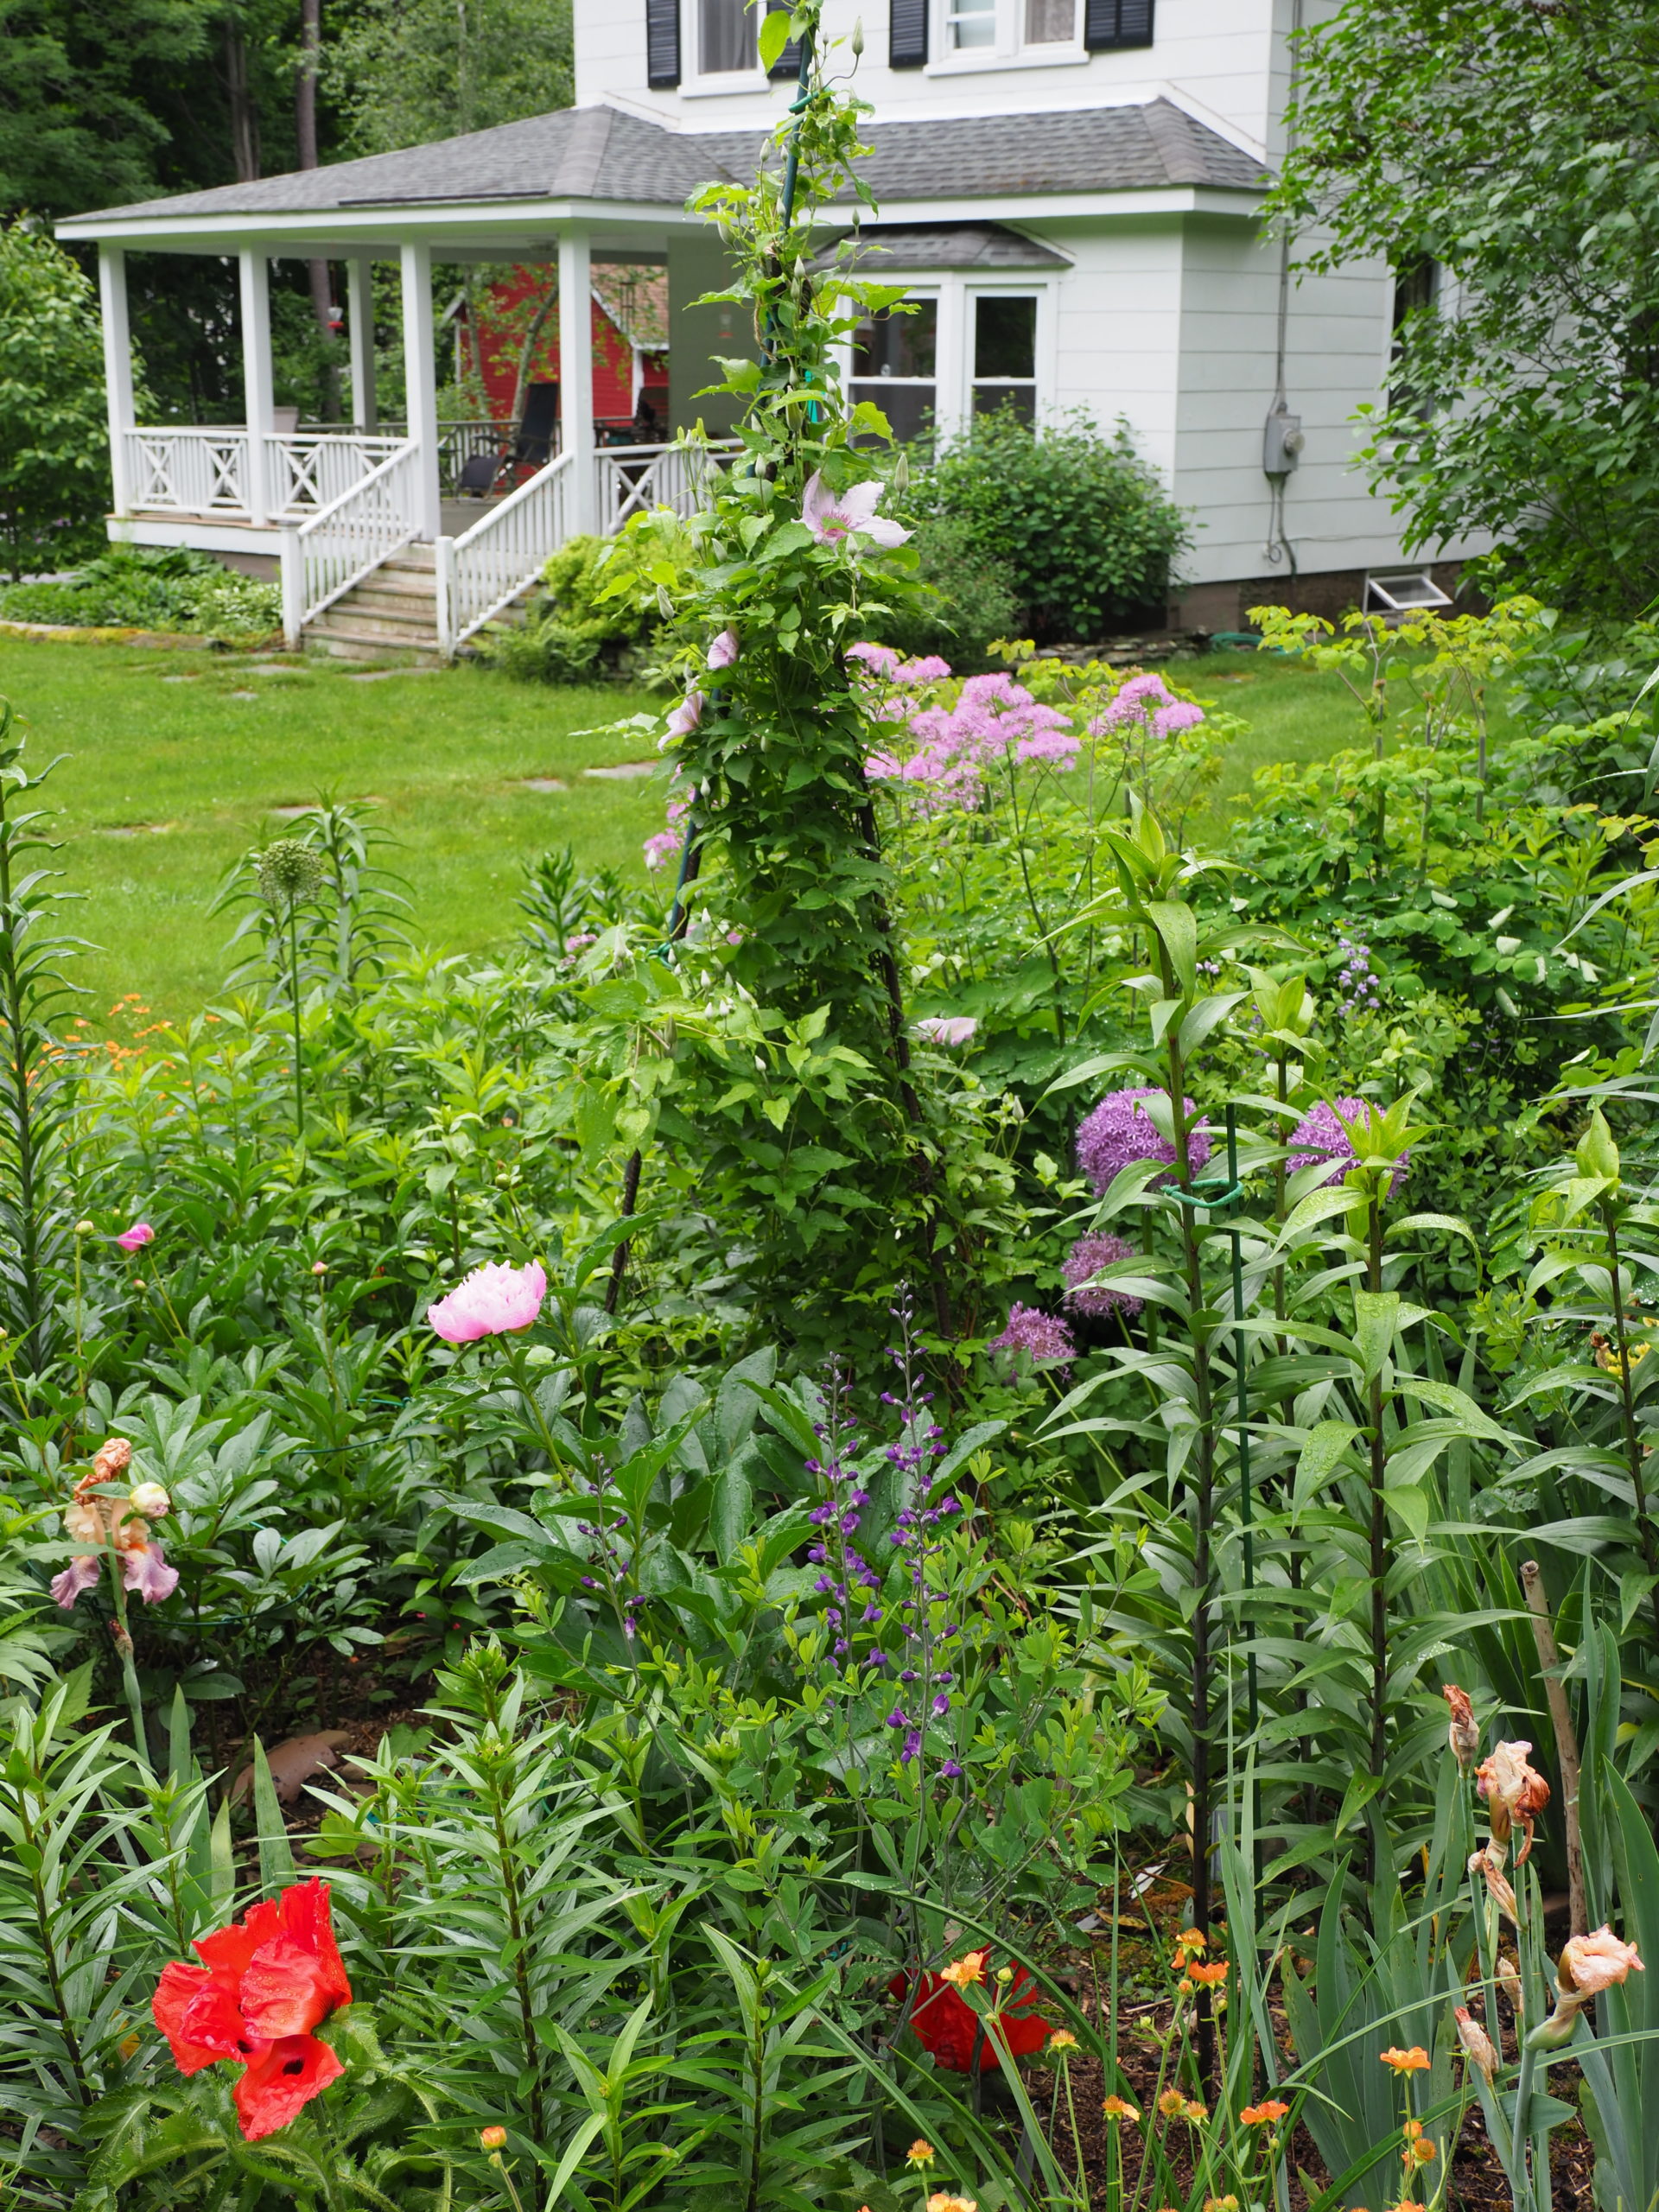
[{"x1": 458, "y1": 264, "x2": 668, "y2": 439}]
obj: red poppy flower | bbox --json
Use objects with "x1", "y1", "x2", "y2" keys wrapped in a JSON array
[
  {"x1": 888, "y1": 1959, "x2": 1052, "y2": 2072},
  {"x1": 152, "y1": 1879, "x2": 352, "y2": 2139}
]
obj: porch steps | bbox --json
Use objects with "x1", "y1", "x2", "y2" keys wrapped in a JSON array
[{"x1": 302, "y1": 543, "x2": 537, "y2": 664}]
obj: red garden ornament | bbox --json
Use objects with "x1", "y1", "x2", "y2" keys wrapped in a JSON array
[
  {"x1": 152, "y1": 1878, "x2": 353, "y2": 2140},
  {"x1": 889, "y1": 1955, "x2": 1052, "y2": 2073}
]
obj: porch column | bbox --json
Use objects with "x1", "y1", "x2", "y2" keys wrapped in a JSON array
[
  {"x1": 98, "y1": 245, "x2": 136, "y2": 518},
  {"x1": 238, "y1": 249, "x2": 275, "y2": 526},
  {"x1": 559, "y1": 226, "x2": 596, "y2": 535},
  {"x1": 346, "y1": 256, "x2": 378, "y2": 432},
  {"x1": 399, "y1": 240, "x2": 442, "y2": 539}
]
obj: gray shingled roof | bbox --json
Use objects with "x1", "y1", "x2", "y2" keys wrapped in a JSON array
[
  {"x1": 813, "y1": 222, "x2": 1070, "y2": 271},
  {"x1": 69, "y1": 97, "x2": 1264, "y2": 226}
]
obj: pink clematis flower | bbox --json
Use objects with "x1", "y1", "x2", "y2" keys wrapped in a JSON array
[
  {"x1": 665, "y1": 691, "x2": 704, "y2": 741},
  {"x1": 117, "y1": 1223, "x2": 155, "y2": 1254},
  {"x1": 800, "y1": 473, "x2": 911, "y2": 550},
  {"x1": 427, "y1": 1259, "x2": 547, "y2": 1344},
  {"x1": 914, "y1": 1016, "x2": 977, "y2": 1047},
  {"x1": 707, "y1": 629, "x2": 740, "y2": 671}
]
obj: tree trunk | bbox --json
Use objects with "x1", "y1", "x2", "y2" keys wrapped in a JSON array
[
  {"x1": 225, "y1": 19, "x2": 261, "y2": 183},
  {"x1": 296, "y1": 0, "x2": 341, "y2": 419}
]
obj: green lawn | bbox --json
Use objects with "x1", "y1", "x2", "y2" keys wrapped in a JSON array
[
  {"x1": 0, "y1": 638, "x2": 665, "y2": 1020},
  {"x1": 0, "y1": 633, "x2": 1433, "y2": 1023}
]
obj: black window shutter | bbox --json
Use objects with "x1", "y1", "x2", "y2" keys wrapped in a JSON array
[
  {"x1": 766, "y1": 8, "x2": 803, "y2": 77},
  {"x1": 646, "y1": 0, "x2": 681, "y2": 86},
  {"x1": 1084, "y1": 0, "x2": 1154, "y2": 51},
  {"x1": 889, "y1": 0, "x2": 928, "y2": 69}
]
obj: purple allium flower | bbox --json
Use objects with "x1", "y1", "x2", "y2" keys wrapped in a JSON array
[
  {"x1": 988, "y1": 1303, "x2": 1076, "y2": 1369},
  {"x1": 1061, "y1": 1232, "x2": 1143, "y2": 1318},
  {"x1": 1075, "y1": 1086, "x2": 1211, "y2": 1195},
  {"x1": 1287, "y1": 1096, "x2": 1408, "y2": 1193}
]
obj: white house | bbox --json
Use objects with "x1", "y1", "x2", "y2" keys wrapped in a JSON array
[{"x1": 56, "y1": 0, "x2": 1465, "y2": 659}]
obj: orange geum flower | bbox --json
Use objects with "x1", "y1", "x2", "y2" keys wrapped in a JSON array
[
  {"x1": 1184, "y1": 2100, "x2": 1208, "y2": 2123},
  {"x1": 906, "y1": 2141, "x2": 937, "y2": 2169},
  {"x1": 1173, "y1": 1928, "x2": 1207, "y2": 1956},
  {"x1": 1240, "y1": 2100, "x2": 1290, "y2": 2126},
  {"x1": 1389, "y1": 2202, "x2": 1429, "y2": 2212},
  {"x1": 925, "y1": 2195, "x2": 977, "y2": 2212},
  {"x1": 1204, "y1": 2198, "x2": 1240, "y2": 2212},
  {"x1": 1047, "y1": 2031, "x2": 1078, "y2": 2053},
  {"x1": 938, "y1": 1951, "x2": 987, "y2": 1989},
  {"x1": 1156, "y1": 2088, "x2": 1188, "y2": 2119},
  {"x1": 1189, "y1": 1961, "x2": 1229, "y2": 1986},
  {"x1": 1380, "y1": 2046, "x2": 1430, "y2": 2073},
  {"x1": 1408, "y1": 2139, "x2": 1438, "y2": 2168},
  {"x1": 1103, "y1": 2094, "x2": 1141, "y2": 2121}
]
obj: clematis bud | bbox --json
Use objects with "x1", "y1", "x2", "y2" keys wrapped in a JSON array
[
  {"x1": 707, "y1": 628, "x2": 740, "y2": 671},
  {"x1": 1453, "y1": 2005, "x2": 1499, "y2": 2082},
  {"x1": 1442, "y1": 1683, "x2": 1479, "y2": 1773}
]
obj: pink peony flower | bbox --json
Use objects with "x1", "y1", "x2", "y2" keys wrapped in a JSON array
[
  {"x1": 122, "y1": 1537, "x2": 180, "y2": 1604},
  {"x1": 914, "y1": 1016, "x2": 977, "y2": 1047},
  {"x1": 51, "y1": 1555, "x2": 102, "y2": 1608},
  {"x1": 1559, "y1": 1928, "x2": 1643, "y2": 1996},
  {"x1": 117, "y1": 1223, "x2": 155, "y2": 1254},
  {"x1": 707, "y1": 629, "x2": 740, "y2": 671},
  {"x1": 427, "y1": 1259, "x2": 547, "y2": 1344},
  {"x1": 665, "y1": 691, "x2": 704, "y2": 741},
  {"x1": 800, "y1": 473, "x2": 911, "y2": 550},
  {"x1": 1076, "y1": 1087, "x2": 1211, "y2": 1194},
  {"x1": 1062, "y1": 1232, "x2": 1143, "y2": 1318}
]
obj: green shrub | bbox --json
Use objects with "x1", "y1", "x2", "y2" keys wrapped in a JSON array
[
  {"x1": 861, "y1": 509, "x2": 1021, "y2": 670},
  {"x1": 487, "y1": 514, "x2": 692, "y2": 683},
  {"x1": 0, "y1": 544, "x2": 280, "y2": 640},
  {"x1": 907, "y1": 407, "x2": 1188, "y2": 644},
  {"x1": 0, "y1": 219, "x2": 115, "y2": 582}
]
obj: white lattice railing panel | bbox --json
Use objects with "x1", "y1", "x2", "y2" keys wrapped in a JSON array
[
  {"x1": 280, "y1": 440, "x2": 423, "y2": 646},
  {"x1": 439, "y1": 453, "x2": 574, "y2": 652},
  {"x1": 594, "y1": 442, "x2": 734, "y2": 535},
  {"x1": 266, "y1": 434, "x2": 405, "y2": 518},
  {"x1": 124, "y1": 429, "x2": 250, "y2": 514}
]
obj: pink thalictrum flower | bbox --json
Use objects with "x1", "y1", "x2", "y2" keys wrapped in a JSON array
[
  {"x1": 643, "y1": 830, "x2": 683, "y2": 872},
  {"x1": 51, "y1": 1555, "x2": 102, "y2": 1608},
  {"x1": 427, "y1": 1259, "x2": 547, "y2": 1344},
  {"x1": 707, "y1": 629, "x2": 740, "y2": 671},
  {"x1": 800, "y1": 473, "x2": 911, "y2": 550},
  {"x1": 117, "y1": 1223, "x2": 155, "y2": 1254}
]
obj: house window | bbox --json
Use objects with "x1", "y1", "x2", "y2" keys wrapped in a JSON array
[
  {"x1": 850, "y1": 299, "x2": 938, "y2": 442},
  {"x1": 699, "y1": 0, "x2": 757, "y2": 74},
  {"x1": 1389, "y1": 257, "x2": 1439, "y2": 415},
  {"x1": 971, "y1": 295, "x2": 1037, "y2": 422},
  {"x1": 940, "y1": 0, "x2": 1081, "y2": 59}
]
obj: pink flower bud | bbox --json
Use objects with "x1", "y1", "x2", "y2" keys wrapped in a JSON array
[
  {"x1": 707, "y1": 629, "x2": 740, "y2": 671},
  {"x1": 117, "y1": 1222, "x2": 155, "y2": 1254},
  {"x1": 1452, "y1": 2005, "x2": 1499, "y2": 2082}
]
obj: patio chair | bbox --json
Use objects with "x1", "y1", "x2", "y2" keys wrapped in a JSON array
[
  {"x1": 455, "y1": 450, "x2": 505, "y2": 496},
  {"x1": 507, "y1": 383, "x2": 559, "y2": 473}
]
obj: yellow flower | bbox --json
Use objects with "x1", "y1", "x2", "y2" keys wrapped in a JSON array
[
  {"x1": 1204, "y1": 2197, "x2": 1240, "y2": 2212},
  {"x1": 925, "y1": 2196, "x2": 977, "y2": 2212},
  {"x1": 1156, "y1": 2088, "x2": 1187, "y2": 2119},
  {"x1": 906, "y1": 2141, "x2": 937, "y2": 2169},
  {"x1": 1174, "y1": 1927, "x2": 1207, "y2": 1956},
  {"x1": 1047, "y1": 2031, "x2": 1078, "y2": 2052},
  {"x1": 1103, "y1": 2094, "x2": 1141, "y2": 2121},
  {"x1": 1185, "y1": 2100, "x2": 1209, "y2": 2123},
  {"x1": 939, "y1": 1952, "x2": 987, "y2": 1989}
]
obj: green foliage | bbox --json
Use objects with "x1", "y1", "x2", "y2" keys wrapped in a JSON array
[
  {"x1": 490, "y1": 522, "x2": 688, "y2": 686},
  {"x1": 1272, "y1": 0, "x2": 1659, "y2": 614},
  {"x1": 865, "y1": 510, "x2": 1021, "y2": 671},
  {"x1": 327, "y1": 0, "x2": 573, "y2": 154},
  {"x1": 0, "y1": 220, "x2": 117, "y2": 582},
  {"x1": 906, "y1": 409, "x2": 1189, "y2": 645},
  {"x1": 0, "y1": 545, "x2": 281, "y2": 640}
]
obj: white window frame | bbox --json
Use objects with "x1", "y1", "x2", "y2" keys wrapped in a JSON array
[
  {"x1": 927, "y1": 0, "x2": 1087, "y2": 73},
  {"x1": 834, "y1": 275, "x2": 1058, "y2": 447},
  {"x1": 680, "y1": 0, "x2": 769, "y2": 94},
  {"x1": 847, "y1": 287, "x2": 944, "y2": 442}
]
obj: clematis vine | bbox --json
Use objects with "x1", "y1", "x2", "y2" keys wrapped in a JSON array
[
  {"x1": 152, "y1": 1878, "x2": 353, "y2": 2140},
  {"x1": 800, "y1": 471, "x2": 911, "y2": 550}
]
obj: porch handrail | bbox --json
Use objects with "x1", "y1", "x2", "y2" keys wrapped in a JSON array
[
  {"x1": 281, "y1": 437, "x2": 422, "y2": 648},
  {"x1": 594, "y1": 440, "x2": 736, "y2": 535},
  {"x1": 437, "y1": 449, "x2": 574, "y2": 656}
]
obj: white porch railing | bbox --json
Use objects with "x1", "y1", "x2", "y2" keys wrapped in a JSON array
[
  {"x1": 124, "y1": 426, "x2": 404, "y2": 520},
  {"x1": 594, "y1": 442, "x2": 733, "y2": 533},
  {"x1": 437, "y1": 454, "x2": 574, "y2": 656},
  {"x1": 124, "y1": 428, "x2": 250, "y2": 515},
  {"x1": 280, "y1": 440, "x2": 422, "y2": 648}
]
